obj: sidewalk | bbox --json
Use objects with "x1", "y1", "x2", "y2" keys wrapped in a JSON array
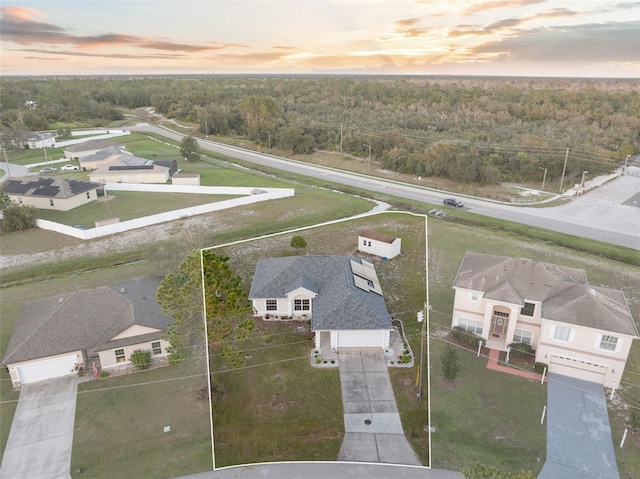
[{"x1": 486, "y1": 349, "x2": 545, "y2": 382}]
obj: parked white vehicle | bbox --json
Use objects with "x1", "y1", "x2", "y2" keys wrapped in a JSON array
[{"x1": 61, "y1": 164, "x2": 79, "y2": 171}]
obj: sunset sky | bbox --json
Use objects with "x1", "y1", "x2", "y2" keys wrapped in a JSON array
[{"x1": 1, "y1": 0, "x2": 638, "y2": 77}]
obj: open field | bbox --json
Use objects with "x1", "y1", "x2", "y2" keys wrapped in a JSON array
[{"x1": 2, "y1": 145, "x2": 639, "y2": 477}]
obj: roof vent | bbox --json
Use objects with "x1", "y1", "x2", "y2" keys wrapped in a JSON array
[
  {"x1": 120, "y1": 287, "x2": 126, "y2": 294},
  {"x1": 59, "y1": 297, "x2": 64, "y2": 303}
]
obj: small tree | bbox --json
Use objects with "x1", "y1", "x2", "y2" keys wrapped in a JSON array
[
  {"x1": 440, "y1": 343, "x2": 460, "y2": 382},
  {"x1": 180, "y1": 135, "x2": 201, "y2": 162},
  {"x1": 130, "y1": 350, "x2": 152, "y2": 370},
  {"x1": 0, "y1": 191, "x2": 11, "y2": 211},
  {"x1": 2, "y1": 204, "x2": 37, "y2": 231},
  {"x1": 290, "y1": 235, "x2": 307, "y2": 248}
]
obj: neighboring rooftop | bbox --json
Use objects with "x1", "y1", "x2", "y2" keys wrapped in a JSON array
[
  {"x1": 1, "y1": 277, "x2": 172, "y2": 365},
  {"x1": 65, "y1": 139, "x2": 123, "y2": 153},
  {"x1": 454, "y1": 253, "x2": 638, "y2": 336},
  {"x1": 1, "y1": 176, "x2": 102, "y2": 199}
]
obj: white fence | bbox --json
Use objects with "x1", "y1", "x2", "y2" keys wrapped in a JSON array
[{"x1": 37, "y1": 186, "x2": 294, "y2": 240}]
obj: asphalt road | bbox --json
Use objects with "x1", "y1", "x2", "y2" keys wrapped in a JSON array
[{"x1": 131, "y1": 124, "x2": 640, "y2": 250}]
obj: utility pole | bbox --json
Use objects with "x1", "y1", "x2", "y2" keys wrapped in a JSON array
[
  {"x1": 261, "y1": 130, "x2": 271, "y2": 149},
  {"x1": 539, "y1": 166, "x2": 547, "y2": 194},
  {"x1": 363, "y1": 143, "x2": 371, "y2": 174},
  {"x1": 2, "y1": 148, "x2": 11, "y2": 177},
  {"x1": 623, "y1": 154, "x2": 630, "y2": 173},
  {"x1": 339, "y1": 123, "x2": 343, "y2": 153},
  {"x1": 559, "y1": 148, "x2": 569, "y2": 194}
]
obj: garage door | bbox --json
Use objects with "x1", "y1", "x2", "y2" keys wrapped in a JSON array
[
  {"x1": 549, "y1": 355, "x2": 607, "y2": 385},
  {"x1": 16, "y1": 354, "x2": 77, "y2": 384},
  {"x1": 337, "y1": 330, "x2": 383, "y2": 348}
]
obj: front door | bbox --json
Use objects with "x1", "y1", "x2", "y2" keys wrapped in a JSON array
[{"x1": 490, "y1": 311, "x2": 509, "y2": 337}]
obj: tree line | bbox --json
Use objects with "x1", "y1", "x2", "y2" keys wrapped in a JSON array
[{"x1": 1, "y1": 75, "x2": 637, "y2": 184}]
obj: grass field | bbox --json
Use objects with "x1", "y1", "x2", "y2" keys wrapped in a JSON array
[
  {"x1": 37, "y1": 191, "x2": 239, "y2": 226},
  {"x1": 1, "y1": 133, "x2": 639, "y2": 477}
]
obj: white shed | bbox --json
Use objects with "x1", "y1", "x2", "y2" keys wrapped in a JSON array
[{"x1": 358, "y1": 231, "x2": 401, "y2": 259}]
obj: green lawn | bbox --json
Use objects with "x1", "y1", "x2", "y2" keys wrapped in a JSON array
[
  {"x1": 37, "y1": 191, "x2": 238, "y2": 226},
  {"x1": 1, "y1": 201, "x2": 638, "y2": 476}
]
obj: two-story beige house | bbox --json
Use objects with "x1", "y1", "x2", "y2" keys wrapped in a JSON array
[{"x1": 451, "y1": 253, "x2": 638, "y2": 388}]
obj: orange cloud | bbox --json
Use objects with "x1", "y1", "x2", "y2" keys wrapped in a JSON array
[{"x1": 463, "y1": 0, "x2": 545, "y2": 15}]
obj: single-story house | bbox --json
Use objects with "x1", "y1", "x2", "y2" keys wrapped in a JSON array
[
  {"x1": 1, "y1": 277, "x2": 173, "y2": 388},
  {"x1": 249, "y1": 256, "x2": 393, "y2": 350},
  {"x1": 82, "y1": 150, "x2": 171, "y2": 184},
  {"x1": 451, "y1": 252, "x2": 638, "y2": 388},
  {"x1": 10, "y1": 131, "x2": 55, "y2": 149},
  {"x1": 0, "y1": 176, "x2": 104, "y2": 211},
  {"x1": 358, "y1": 230, "x2": 401, "y2": 259},
  {"x1": 64, "y1": 140, "x2": 124, "y2": 160}
]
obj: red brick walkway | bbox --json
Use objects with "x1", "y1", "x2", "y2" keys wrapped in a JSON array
[{"x1": 486, "y1": 349, "x2": 546, "y2": 382}]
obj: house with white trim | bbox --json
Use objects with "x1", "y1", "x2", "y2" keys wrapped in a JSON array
[
  {"x1": 249, "y1": 256, "x2": 393, "y2": 350},
  {"x1": 451, "y1": 253, "x2": 638, "y2": 388},
  {"x1": 1, "y1": 278, "x2": 172, "y2": 388},
  {"x1": 1, "y1": 176, "x2": 104, "y2": 211}
]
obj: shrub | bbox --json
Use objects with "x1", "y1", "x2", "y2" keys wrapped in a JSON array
[
  {"x1": 2, "y1": 204, "x2": 37, "y2": 231},
  {"x1": 130, "y1": 349, "x2": 152, "y2": 370},
  {"x1": 401, "y1": 353, "x2": 412, "y2": 364},
  {"x1": 534, "y1": 362, "x2": 548, "y2": 374},
  {"x1": 452, "y1": 326, "x2": 481, "y2": 347},
  {"x1": 508, "y1": 342, "x2": 533, "y2": 359},
  {"x1": 290, "y1": 235, "x2": 307, "y2": 248},
  {"x1": 98, "y1": 371, "x2": 110, "y2": 379},
  {"x1": 440, "y1": 343, "x2": 460, "y2": 381}
]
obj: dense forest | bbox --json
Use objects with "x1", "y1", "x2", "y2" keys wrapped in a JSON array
[{"x1": 1, "y1": 75, "x2": 638, "y2": 184}]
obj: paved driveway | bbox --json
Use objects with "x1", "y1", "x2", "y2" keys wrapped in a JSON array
[
  {"x1": 538, "y1": 373, "x2": 619, "y2": 479},
  {"x1": 0, "y1": 376, "x2": 78, "y2": 479},
  {"x1": 337, "y1": 349, "x2": 422, "y2": 466}
]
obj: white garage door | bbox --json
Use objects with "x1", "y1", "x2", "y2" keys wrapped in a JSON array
[
  {"x1": 549, "y1": 355, "x2": 607, "y2": 385},
  {"x1": 17, "y1": 355, "x2": 77, "y2": 384},
  {"x1": 337, "y1": 330, "x2": 383, "y2": 348}
]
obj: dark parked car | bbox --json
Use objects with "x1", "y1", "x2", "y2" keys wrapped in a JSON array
[
  {"x1": 40, "y1": 166, "x2": 58, "y2": 174},
  {"x1": 443, "y1": 198, "x2": 464, "y2": 207}
]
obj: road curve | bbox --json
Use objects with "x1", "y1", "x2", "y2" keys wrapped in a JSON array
[{"x1": 131, "y1": 124, "x2": 640, "y2": 250}]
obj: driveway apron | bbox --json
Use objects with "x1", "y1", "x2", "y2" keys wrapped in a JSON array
[
  {"x1": 1, "y1": 376, "x2": 78, "y2": 479},
  {"x1": 538, "y1": 373, "x2": 619, "y2": 479},
  {"x1": 337, "y1": 348, "x2": 421, "y2": 465}
]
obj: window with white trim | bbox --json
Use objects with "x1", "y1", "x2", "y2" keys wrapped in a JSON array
[
  {"x1": 470, "y1": 292, "x2": 480, "y2": 302},
  {"x1": 294, "y1": 299, "x2": 310, "y2": 311},
  {"x1": 151, "y1": 341, "x2": 162, "y2": 355},
  {"x1": 553, "y1": 325, "x2": 571, "y2": 342},
  {"x1": 599, "y1": 335, "x2": 618, "y2": 352},
  {"x1": 513, "y1": 328, "x2": 533, "y2": 345},
  {"x1": 115, "y1": 349, "x2": 125, "y2": 362},
  {"x1": 266, "y1": 299, "x2": 277, "y2": 311},
  {"x1": 457, "y1": 317, "x2": 483, "y2": 335}
]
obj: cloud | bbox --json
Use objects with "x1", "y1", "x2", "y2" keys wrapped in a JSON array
[
  {"x1": 15, "y1": 48, "x2": 189, "y2": 60},
  {"x1": 472, "y1": 21, "x2": 640, "y2": 63},
  {"x1": 0, "y1": 5, "x2": 231, "y2": 53},
  {"x1": 463, "y1": 0, "x2": 546, "y2": 15}
]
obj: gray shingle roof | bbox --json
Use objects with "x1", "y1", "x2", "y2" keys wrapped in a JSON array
[
  {"x1": 1, "y1": 277, "x2": 172, "y2": 365},
  {"x1": 454, "y1": 253, "x2": 638, "y2": 337},
  {"x1": 66, "y1": 140, "x2": 122, "y2": 153},
  {"x1": 249, "y1": 256, "x2": 393, "y2": 331}
]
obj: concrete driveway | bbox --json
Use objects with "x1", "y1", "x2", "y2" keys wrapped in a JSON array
[
  {"x1": 538, "y1": 373, "x2": 619, "y2": 479},
  {"x1": 337, "y1": 349, "x2": 422, "y2": 466},
  {"x1": 0, "y1": 376, "x2": 78, "y2": 479}
]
